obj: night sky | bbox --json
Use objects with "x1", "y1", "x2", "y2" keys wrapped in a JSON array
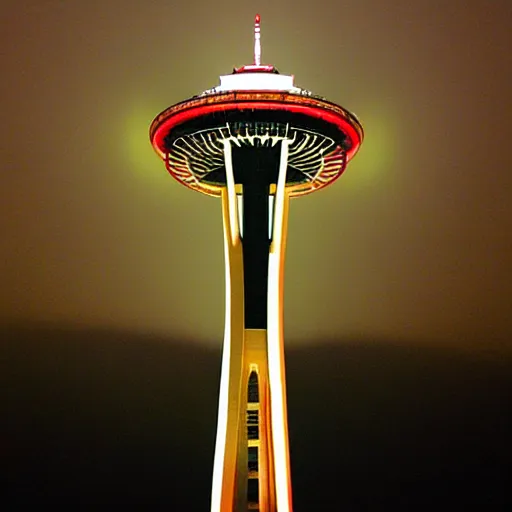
[{"x1": 1, "y1": 0, "x2": 511, "y2": 508}]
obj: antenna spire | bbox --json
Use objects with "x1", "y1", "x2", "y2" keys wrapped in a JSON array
[{"x1": 254, "y1": 14, "x2": 261, "y2": 66}]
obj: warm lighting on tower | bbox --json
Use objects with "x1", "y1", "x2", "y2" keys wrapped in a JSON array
[{"x1": 149, "y1": 14, "x2": 363, "y2": 512}]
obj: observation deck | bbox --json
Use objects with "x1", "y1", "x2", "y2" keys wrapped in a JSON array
[
  {"x1": 150, "y1": 91, "x2": 363, "y2": 197},
  {"x1": 149, "y1": 20, "x2": 363, "y2": 199}
]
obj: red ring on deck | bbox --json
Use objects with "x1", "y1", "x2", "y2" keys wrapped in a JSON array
[
  {"x1": 149, "y1": 92, "x2": 363, "y2": 197},
  {"x1": 150, "y1": 93, "x2": 363, "y2": 161}
]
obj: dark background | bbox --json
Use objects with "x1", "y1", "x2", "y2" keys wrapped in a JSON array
[
  {"x1": 1, "y1": 0, "x2": 511, "y2": 508},
  {"x1": 2, "y1": 324, "x2": 510, "y2": 508}
]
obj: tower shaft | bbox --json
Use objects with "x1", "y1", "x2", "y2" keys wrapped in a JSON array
[{"x1": 210, "y1": 141, "x2": 293, "y2": 512}]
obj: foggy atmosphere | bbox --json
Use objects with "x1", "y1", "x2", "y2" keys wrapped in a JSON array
[{"x1": 1, "y1": 0, "x2": 511, "y2": 508}]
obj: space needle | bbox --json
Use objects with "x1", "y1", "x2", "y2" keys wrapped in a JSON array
[{"x1": 150, "y1": 15, "x2": 363, "y2": 512}]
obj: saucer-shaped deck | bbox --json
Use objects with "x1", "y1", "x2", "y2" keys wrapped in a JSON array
[{"x1": 150, "y1": 91, "x2": 363, "y2": 197}]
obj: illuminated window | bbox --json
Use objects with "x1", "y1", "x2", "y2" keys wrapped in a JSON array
[{"x1": 247, "y1": 410, "x2": 258, "y2": 425}]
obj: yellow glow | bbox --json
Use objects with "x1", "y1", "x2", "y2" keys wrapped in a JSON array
[
  {"x1": 343, "y1": 107, "x2": 397, "y2": 190},
  {"x1": 123, "y1": 103, "x2": 163, "y2": 178}
]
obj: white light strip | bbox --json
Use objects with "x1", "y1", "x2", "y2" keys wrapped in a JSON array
[
  {"x1": 211, "y1": 142, "x2": 242, "y2": 512},
  {"x1": 210, "y1": 220, "x2": 233, "y2": 512},
  {"x1": 267, "y1": 140, "x2": 292, "y2": 512},
  {"x1": 254, "y1": 14, "x2": 261, "y2": 66},
  {"x1": 268, "y1": 195, "x2": 275, "y2": 239},
  {"x1": 218, "y1": 72, "x2": 295, "y2": 92},
  {"x1": 237, "y1": 195, "x2": 244, "y2": 238},
  {"x1": 223, "y1": 140, "x2": 239, "y2": 245}
]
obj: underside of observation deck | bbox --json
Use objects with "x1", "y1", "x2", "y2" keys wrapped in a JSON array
[{"x1": 150, "y1": 92, "x2": 363, "y2": 198}]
